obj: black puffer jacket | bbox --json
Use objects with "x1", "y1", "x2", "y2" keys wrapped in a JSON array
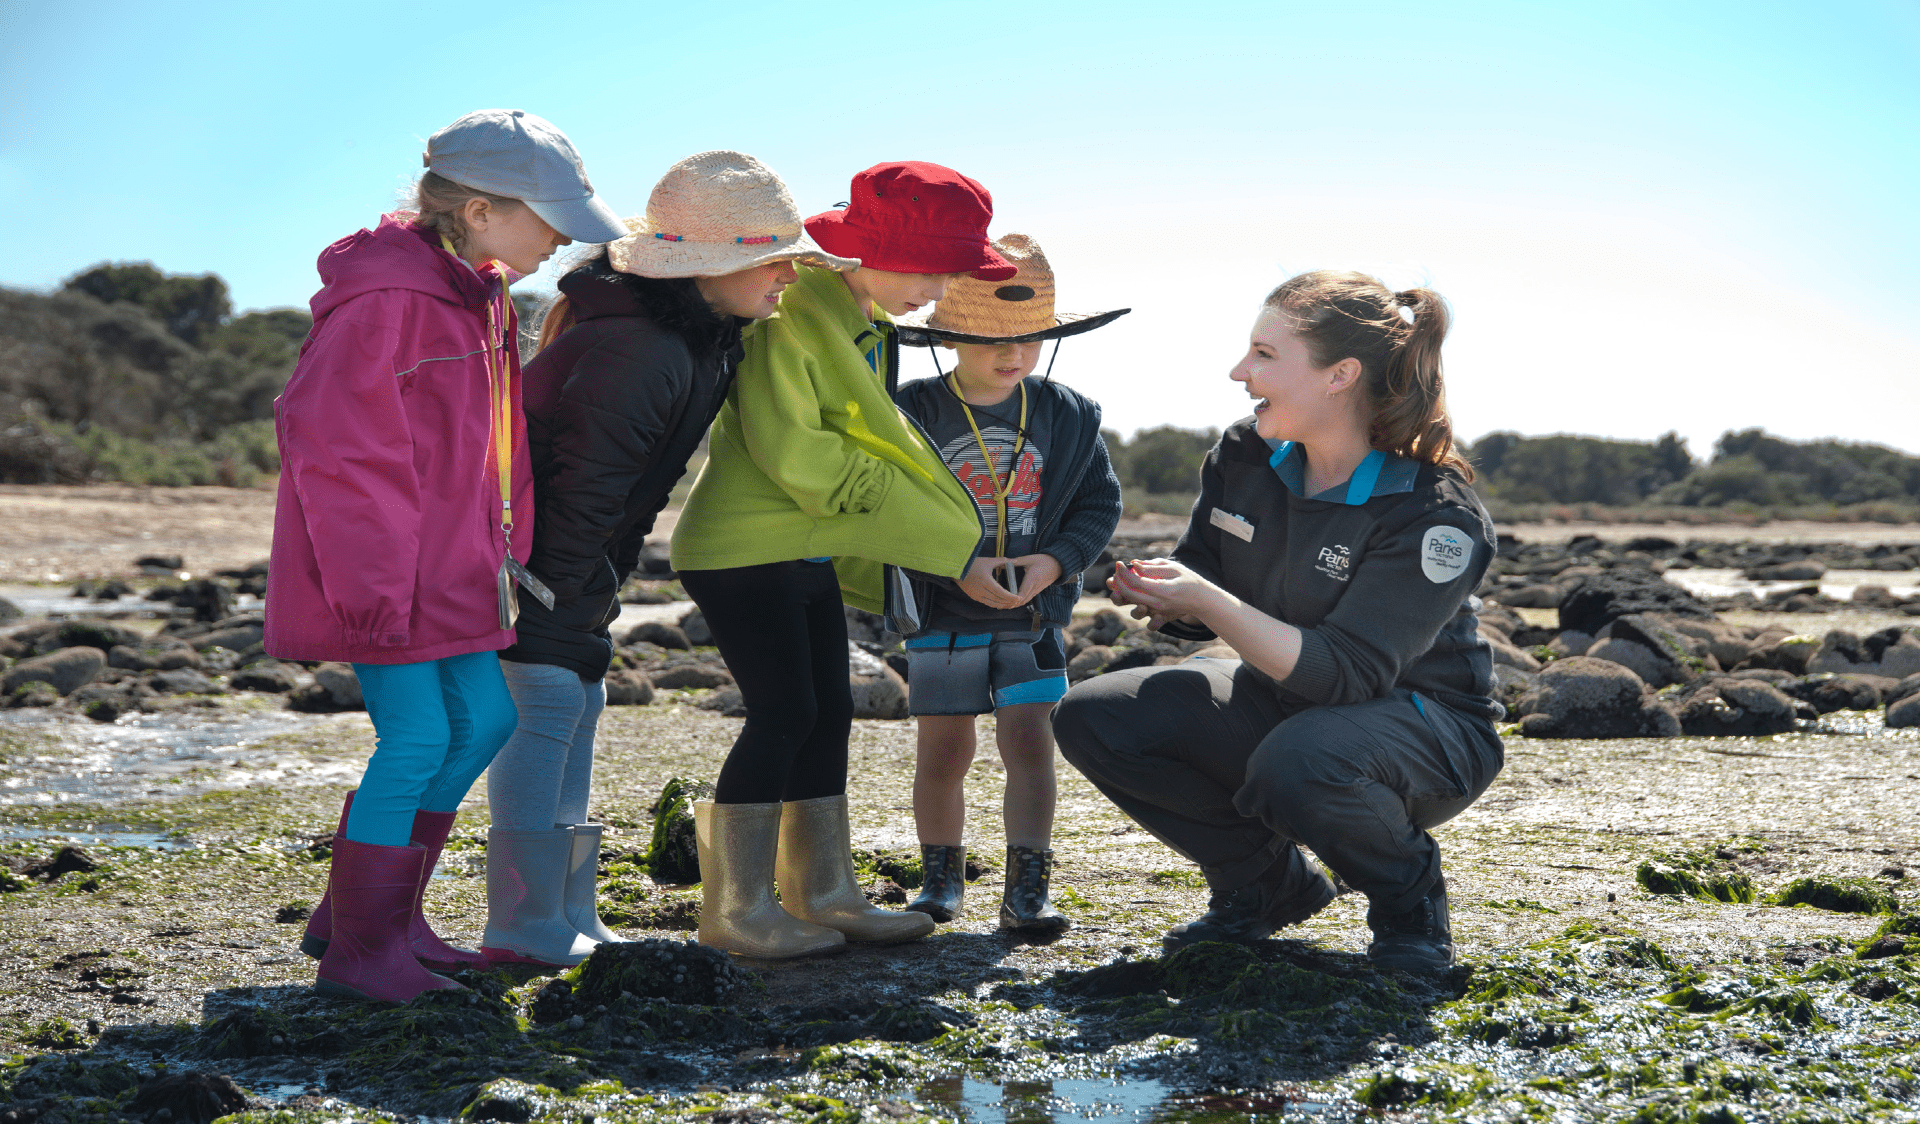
[{"x1": 500, "y1": 260, "x2": 743, "y2": 678}]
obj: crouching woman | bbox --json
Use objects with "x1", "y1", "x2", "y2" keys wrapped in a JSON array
[{"x1": 1051, "y1": 270, "x2": 1504, "y2": 969}]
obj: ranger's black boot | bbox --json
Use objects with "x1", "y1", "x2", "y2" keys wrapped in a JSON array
[
  {"x1": 906, "y1": 844, "x2": 966, "y2": 923},
  {"x1": 1000, "y1": 846, "x2": 1070, "y2": 934},
  {"x1": 1162, "y1": 849, "x2": 1336, "y2": 952},
  {"x1": 1366, "y1": 882, "x2": 1452, "y2": 970}
]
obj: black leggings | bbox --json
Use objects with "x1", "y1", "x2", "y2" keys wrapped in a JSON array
[{"x1": 678, "y1": 560, "x2": 853, "y2": 804}]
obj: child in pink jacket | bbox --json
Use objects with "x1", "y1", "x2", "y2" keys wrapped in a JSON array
[{"x1": 266, "y1": 109, "x2": 626, "y2": 1003}]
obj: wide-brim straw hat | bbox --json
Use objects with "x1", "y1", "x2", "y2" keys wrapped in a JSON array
[
  {"x1": 897, "y1": 233, "x2": 1129, "y2": 346},
  {"x1": 607, "y1": 150, "x2": 860, "y2": 279}
]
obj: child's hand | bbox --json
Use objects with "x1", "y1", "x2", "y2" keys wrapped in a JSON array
[
  {"x1": 958, "y1": 556, "x2": 1023, "y2": 610},
  {"x1": 1006, "y1": 553, "x2": 1063, "y2": 606}
]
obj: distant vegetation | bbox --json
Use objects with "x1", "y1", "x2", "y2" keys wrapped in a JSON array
[{"x1": 4, "y1": 261, "x2": 1917, "y2": 523}]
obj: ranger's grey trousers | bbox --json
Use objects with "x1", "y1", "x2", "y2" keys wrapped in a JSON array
[{"x1": 1052, "y1": 659, "x2": 1503, "y2": 915}]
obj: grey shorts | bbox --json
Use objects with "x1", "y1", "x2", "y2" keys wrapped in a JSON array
[{"x1": 905, "y1": 628, "x2": 1068, "y2": 716}]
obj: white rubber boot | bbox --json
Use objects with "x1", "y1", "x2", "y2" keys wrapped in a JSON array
[
  {"x1": 561, "y1": 823, "x2": 622, "y2": 945},
  {"x1": 480, "y1": 828, "x2": 600, "y2": 966}
]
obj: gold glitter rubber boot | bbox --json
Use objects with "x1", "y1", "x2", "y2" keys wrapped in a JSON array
[
  {"x1": 775, "y1": 794, "x2": 936, "y2": 943},
  {"x1": 694, "y1": 801, "x2": 845, "y2": 959}
]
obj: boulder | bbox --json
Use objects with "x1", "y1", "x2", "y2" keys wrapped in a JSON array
[
  {"x1": 1547, "y1": 630, "x2": 1595, "y2": 658},
  {"x1": 1851, "y1": 584, "x2": 1902, "y2": 608},
  {"x1": 0, "y1": 597, "x2": 21, "y2": 622},
  {"x1": 229, "y1": 662, "x2": 299, "y2": 694},
  {"x1": 108, "y1": 641, "x2": 201, "y2": 672},
  {"x1": 1584, "y1": 638, "x2": 1674, "y2": 687},
  {"x1": 1073, "y1": 609, "x2": 1126, "y2": 647},
  {"x1": 1067, "y1": 645, "x2": 1114, "y2": 683},
  {"x1": 1885, "y1": 673, "x2": 1920, "y2": 709},
  {"x1": 1779, "y1": 673, "x2": 1893, "y2": 714},
  {"x1": 1557, "y1": 570, "x2": 1714, "y2": 635},
  {"x1": 650, "y1": 664, "x2": 733, "y2": 690},
  {"x1": 603, "y1": 669, "x2": 656, "y2": 706},
  {"x1": 1805, "y1": 627, "x2": 1920, "y2": 679},
  {"x1": 52, "y1": 620, "x2": 144, "y2": 652},
  {"x1": 73, "y1": 685, "x2": 134, "y2": 723},
  {"x1": 1675, "y1": 678, "x2": 1801, "y2": 737},
  {"x1": 848, "y1": 643, "x2": 908, "y2": 719},
  {"x1": 1744, "y1": 559, "x2": 1826, "y2": 582},
  {"x1": 624, "y1": 621, "x2": 691, "y2": 650},
  {"x1": 1512, "y1": 656, "x2": 1679, "y2": 739},
  {"x1": 312, "y1": 663, "x2": 363, "y2": 708},
  {"x1": 677, "y1": 608, "x2": 712, "y2": 646},
  {"x1": 1663, "y1": 617, "x2": 1757, "y2": 670},
  {"x1": 1480, "y1": 628, "x2": 1541, "y2": 672},
  {"x1": 698, "y1": 686, "x2": 747, "y2": 717},
  {"x1": 1477, "y1": 604, "x2": 1526, "y2": 638},
  {"x1": 1886, "y1": 694, "x2": 1920, "y2": 729},
  {"x1": 2, "y1": 647, "x2": 107, "y2": 696},
  {"x1": 1739, "y1": 634, "x2": 1821, "y2": 675},
  {"x1": 191, "y1": 624, "x2": 265, "y2": 653},
  {"x1": 1607, "y1": 614, "x2": 1714, "y2": 681},
  {"x1": 150, "y1": 669, "x2": 218, "y2": 695},
  {"x1": 1491, "y1": 663, "x2": 1535, "y2": 713},
  {"x1": 1496, "y1": 584, "x2": 1565, "y2": 609}
]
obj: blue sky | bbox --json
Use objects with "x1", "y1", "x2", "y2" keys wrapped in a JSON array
[{"x1": 3, "y1": 0, "x2": 1916, "y2": 457}]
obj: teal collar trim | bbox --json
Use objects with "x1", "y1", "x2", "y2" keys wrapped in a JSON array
[{"x1": 1265, "y1": 441, "x2": 1417, "y2": 504}]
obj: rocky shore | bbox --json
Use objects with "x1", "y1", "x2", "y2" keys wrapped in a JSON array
[{"x1": 2, "y1": 527, "x2": 1919, "y2": 1122}]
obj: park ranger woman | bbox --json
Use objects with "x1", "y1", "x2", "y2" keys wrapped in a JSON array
[{"x1": 1051, "y1": 269, "x2": 1503, "y2": 970}]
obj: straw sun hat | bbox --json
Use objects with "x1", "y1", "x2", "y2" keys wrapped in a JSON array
[
  {"x1": 897, "y1": 234, "x2": 1129, "y2": 346},
  {"x1": 607, "y1": 150, "x2": 860, "y2": 279}
]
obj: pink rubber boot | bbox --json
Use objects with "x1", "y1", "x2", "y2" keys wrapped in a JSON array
[
  {"x1": 314, "y1": 837, "x2": 465, "y2": 1002},
  {"x1": 299, "y1": 790, "x2": 354, "y2": 961},
  {"x1": 406, "y1": 810, "x2": 489, "y2": 972}
]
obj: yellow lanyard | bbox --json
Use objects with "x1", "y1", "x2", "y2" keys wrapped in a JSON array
[
  {"x1": 444, "y1": 236, "x2": 516, "y2": 544},
  {"x1": 946, "y1": 374, "x2": 1028, "y2": 558}
]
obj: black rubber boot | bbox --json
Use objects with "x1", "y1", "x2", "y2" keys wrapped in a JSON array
[
  {"x1": 1000, "y1": 846, "x2": 1070, "y2": 934},
  {"x1": 1367, "y1": 882, "x2": 1453, "y2": 970},
  {"x1": 1162, "y1": 850, "x2": 1336, "y2": 952},
  {"x1": 905, "y1": 844, "x2": 966, "y2": 923}
]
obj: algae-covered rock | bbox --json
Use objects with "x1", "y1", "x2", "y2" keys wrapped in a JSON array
[
  {"x1": 645, "y1": 776, "x2": 711, "y2": 884},
  {"x1": 197, "y1": 1006, "x2": 299, "y2": 1058},
  {"x1": 25, "y1": 1014, "x2": 86, "y2": 1048},
  {"x1": 1557, "y1": 569, "x2": 1713, "y2": 634},
  {"x1": 1857, "y1": 914, "x2": 1920, "y2": 959},
  {"x1": 545, "y1": 938, "x2": 751, "y2": 1017},
  {"x1": 128, "y1": 1070, "x2": 250, "y2": 1124},
  {"x1": 1741, "y1": 633, "x2": 1821, "y2": 675},
  {"x1": 1674, "y1": 677, "x2": 1801, "y2": 736},
  {"x1": 1636, "y1": 861, "x2": 1756, "y2": 903},
  {"x1": 1513, "y1": 656, "x2": 1680, "y2": 738},
  {"x1": 2, "y1": 645, "x2": 106, "y2": 695},
  {"x1": 1770, "y1": 875, "x2": 1899, "y2": 914},
  {"x1": 1780, "y1": 672, "x2": 1891, "y2": 714}
]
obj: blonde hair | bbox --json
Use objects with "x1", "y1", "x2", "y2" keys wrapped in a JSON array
[
  {"x1": 411, "y1": 171, "x2": 523, "y2": 259},
  {"x1": 1264, "y1": 270, "x2": 1471, "y2": 481}
]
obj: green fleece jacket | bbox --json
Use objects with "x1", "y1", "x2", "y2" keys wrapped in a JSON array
[{"x1": 670, "y1": 266, "x2": 983, "y2": 612}]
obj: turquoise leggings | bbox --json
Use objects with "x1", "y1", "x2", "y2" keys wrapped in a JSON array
[{"x1": 343, "y1": 651, "x2": 518, "y2": 846}]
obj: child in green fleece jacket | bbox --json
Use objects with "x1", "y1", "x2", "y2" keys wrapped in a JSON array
[{"x1": 670, "y1": 161, "x2": 1012, "y2": 960}]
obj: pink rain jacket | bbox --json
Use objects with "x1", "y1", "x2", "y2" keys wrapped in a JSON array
[{"x1": 265, "y1": 214, "x2": 534, "y2": 665}]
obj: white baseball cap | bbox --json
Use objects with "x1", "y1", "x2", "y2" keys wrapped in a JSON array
[{"x1": 424, "y1": 109, "x2": 627, "y2": 244}]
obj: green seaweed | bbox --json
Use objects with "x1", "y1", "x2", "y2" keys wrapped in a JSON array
[{"x1": 1770, "y1": 876, "x2": 1900, "y2": 915}]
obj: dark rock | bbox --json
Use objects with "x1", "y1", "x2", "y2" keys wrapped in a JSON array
[
  {"x1": 191, "y1": 624, "x2": 265, "y2": 653},
  {"x1": 1739, "y1": 634, "x2": 1821, "y2": 675},
  {"x1": 886, "y1": 652, "x2": 910, "y2": 681},
  {"x1": 1675, "y1": 678, "x2": 1801, "y2": 736},
  {"x1": 624, "y1": 621, "x2": 691, "y2": 650},
  {"x1": 1745, "y1": 559, "x2": 1827, "y2": 581},
  {"x1": 1664, "y1": 617, "x2": 1756, "y2": 669},
  {"x1": 1496, "y1": 583, "x2": 1565, "y2": 609},
  {"x1": 637, "y1": 539, "x2": 675, "y2": 576},
  {"x1": 1103, "y1": 643, "x2": 1183, "y2": 674},
  {"x1": 2, "y1": 647, "x2": 107, "y2": 696},
  {"x1": 128, "y1": 1071, "x2": 248, "y2": 1124},
  {"x1": 1779, "y1": 673, "x2": 1889, "y2": 714},
  {"x1": 108, "y1": 640, "x2": 202, "y2": 672},
  {"x1": 24, "y1": 846, "x2": 98, "y2": 881},
  {"x1": 651, "y1": 664, "x2": 733, "y2": 690},
  {"x1": 1072, "y1": 608, "x2": 1126, "y2": 647},
  {"x1": 866, "y1": 879, "x2": 909, "y2": 905},
  {"x1": 1558, "y1": 570, "x2": 1713, "y2": 635},
  {"x1": 560, "y1": 938, "x2": 751, "y2": 1012},
  {"x1": 1513, "y1": 656, "x2": 1679, "y2": 739},
  {"x1": 1885, "y1": 694, "x2": 1920, "y2": 728},
  {"x1": 1481, "y1": 628, "x2": 1542, "y2": 672},
  {"x1": 1584, "y1": 638, "x2": 1671, "y2": 686},
  {"x1": 313, "y1": 663, "x2": 362, "y2": 708},
  {"x1": 849, "y1": 644, "x2": 908, "y2": 719},
  {"x1": 174, "y1": 578, "x2": 234, "y2": 622},
  {"x1": 604, "y1": 669, "x2": 656, "y2": 706},
  {"x1": 136, "y1": 554, "x2": 184, "y2": 573},
  {"x1": 9, "y1": 680, "x2": 60, "y2": 708},
  {"x1": 275, "y1": 902, "x2": 312, "y2": 923},
  {"x1": 1492, "y1": 664, "x2": 1535, "y2": 712},
  {"x1": 0, "y1": 596, "x2": 21, "y2": 621},
  {"x1": 1547, "y1": 630, "x2": 1594, "y2": 658},
  {"x1": 52, "y1": 620, "x2": 142, "y2": 651},
  {"x1": 1477, "y1": 604, "x2": 1525, "y2": 638},
  {"x1": 74, "y1": 685, "x2": 132, "y2": 722},
  {"x1": 678, "y1": 607, "x2": 712, "y2": 646},
  {"x1": 229, "y1": 661, "x2": 299, "y2": 693},
  {"x1": 1067, "y1": 644, "x2": 1115, "y2": 683},
  {"x1": 1608, "y1": 614, "x2": 1713, "y2": 680},
  {"x1": 150, "y1": 668, "x2": 218, "y2": 694},
  {"x1": 697, "y1": 686, "x2": 747, "y2": 716}
]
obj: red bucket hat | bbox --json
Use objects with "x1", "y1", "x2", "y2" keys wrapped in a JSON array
[{"x1": 805, "y1": 161, "x2": 1016, "y2": 281}]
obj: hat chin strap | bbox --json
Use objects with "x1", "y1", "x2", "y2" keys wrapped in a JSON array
[{"x1": 924, "y1": 337, "x2": 1063, "y2": 387}]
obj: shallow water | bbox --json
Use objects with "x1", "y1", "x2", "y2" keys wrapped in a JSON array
[
  {"x1": 0, "y1": 705, "x2": 346, "y2": 805},
  {"x1": 1661, "y1": 567, "x2": 1918, "y2": 602}
]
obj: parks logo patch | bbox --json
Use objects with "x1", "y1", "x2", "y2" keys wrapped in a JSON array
[{"x1": 1421, "y1": 526, "x2": 1473, "y2": 583}]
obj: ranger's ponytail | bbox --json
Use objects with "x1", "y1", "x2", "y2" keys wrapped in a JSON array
[{"x1": 1263, "y1": 271, "x2": 1472, "y2": 481}]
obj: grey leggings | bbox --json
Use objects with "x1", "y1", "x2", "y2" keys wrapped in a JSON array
[
  {"x1": 487, "y1": 659, "x2": 607, "y2": 831},
  {"x1": 1052, "y1": 659, "x2": 1503, "y2": 915}
]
